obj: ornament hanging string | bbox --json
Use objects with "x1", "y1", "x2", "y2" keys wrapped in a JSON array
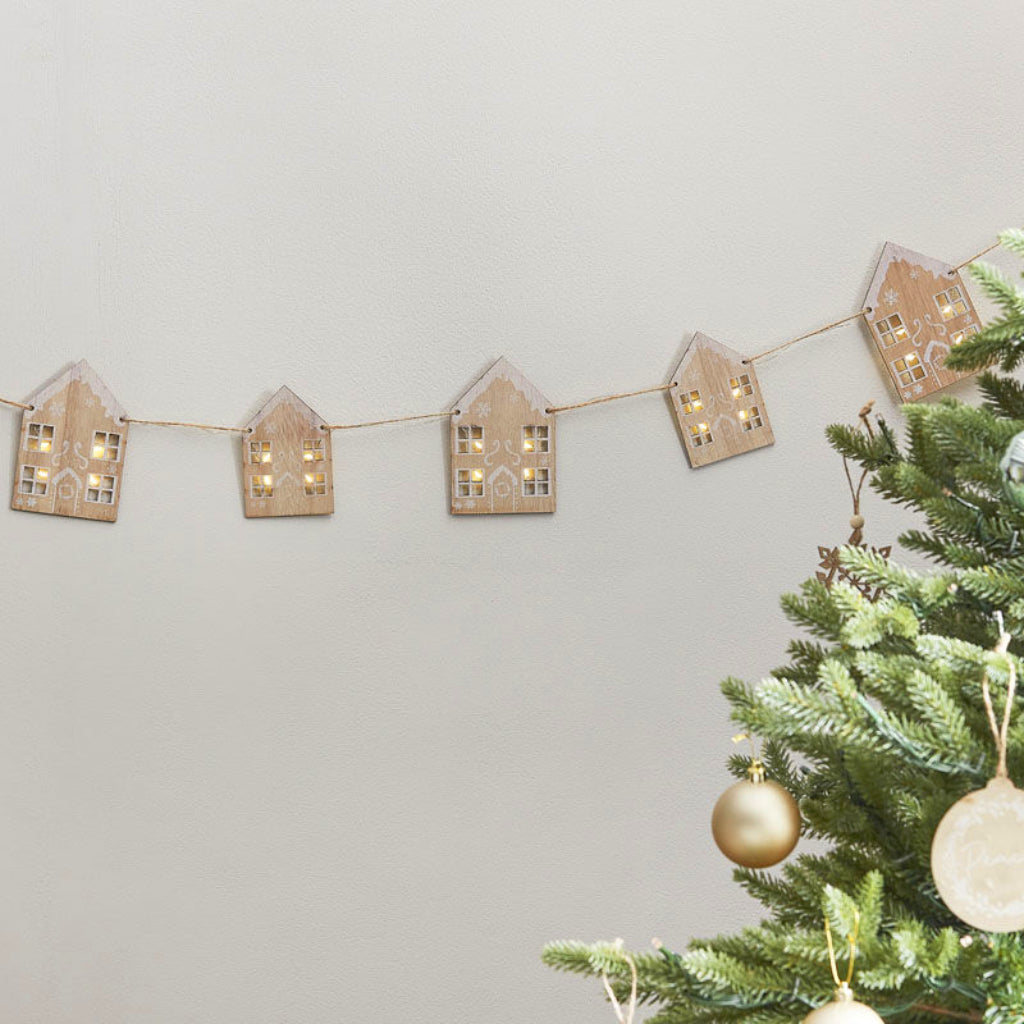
[
  {"x1": 824, "y1": 909, "x2": 860, "y2": 990},
  {"x1": 599, "y1": 947, "x2": 638, "y2": 1024},
  {"x1": 0, "y1": 237, "x2": 1001, "y2": 431},
  {"x1": 980, "y1": 616, "x2": 1016, "y2": 780},
  {"x1": 841, "y1": 402, "x2": 876, "y2": 545}
]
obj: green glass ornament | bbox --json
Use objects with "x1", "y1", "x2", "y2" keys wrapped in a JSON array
[{"x1": 1000, "y1": 430, "x2": 1024, "y2": 510}]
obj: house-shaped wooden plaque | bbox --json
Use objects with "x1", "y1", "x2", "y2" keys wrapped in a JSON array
[
  {"x1": 668, "y1": 332, "x2": 774, "y2": 468},
  {"x1": 862, "y1": 242, "x2": 981, "y2": 401},
  {"x1": 450, "y1": 357, "x2": 555, "y2": 515},
  {"x1": 11, "y1": 360, "x2": 128, "y2": 522},
  {"x1": 243, "y1": 386, "x2": 334, "y2": 518}
]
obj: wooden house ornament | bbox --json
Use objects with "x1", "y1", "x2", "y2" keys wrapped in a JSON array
[
  {"x1": 668, "y1": 332, "x2": 774, "y2": 468},
  {"x1": 863, "y1": 242, "x2": 981, "y2": 401},
  {"x1": 450, "y1": 357, "x2": 555, "y2": 515},
  {"x1": 11, "y1": 359, "x2": 128, "y2": 522},
  {"x1": 243, "y1": 386, "x2": 334, "y2": 518}
]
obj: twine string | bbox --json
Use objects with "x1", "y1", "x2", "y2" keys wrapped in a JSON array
[
  {"x1": 0, "y1": 238, "x2": 1001, "y2": 429},
  {"x1": 742, "y1": 309, "x2": 870, "y2": 367},
  {"x1": 980, "y1": 619, "x2": 1016, "y2": 779},
  {"x1": 841, "y1": 401, "x2": 876, "y2": 544},
  {"x1": 824, "y1": 909, "x2": 860, "y2": 990},
  {"x1": 949, "y1": 241, "x2": 1001, "y2": 274},
  {"x1": 546, "y1": 383, "x2": 675, "y2": 415},
  {"x1": 0, "y1": 396, "x2": 34, "y2": 411},
  {"x1": 600, "y1": 950, "x2": 638, "y2": 1024},
  {"x1": 122, "y1": 416, "x2": 248, "y2": 433},
  {"x1": 323, "y1": 410, "x2": 454, "y2": 431}
]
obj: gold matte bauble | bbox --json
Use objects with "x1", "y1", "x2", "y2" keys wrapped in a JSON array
[
  {"x1": 711, "y1": 774, "x2": 800, "y2": 869},
  {"x1": 803, "y1": 984, "x2": 884, "y2": 1024},
  {"x1": 931, "y1": 775, "x2": 1024, "y2": 932}
]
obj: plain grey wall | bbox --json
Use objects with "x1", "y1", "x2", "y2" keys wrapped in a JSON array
[{"x1": 1, "y1": 2, "x2": 1022, "y2": 1021}]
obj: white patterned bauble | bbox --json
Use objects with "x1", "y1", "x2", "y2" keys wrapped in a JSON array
[{"x1": 930, "y1": 776, "x2": 1024, "y2": 932}]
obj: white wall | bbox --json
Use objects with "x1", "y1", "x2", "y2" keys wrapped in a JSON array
[{"x1": 1, "y1": 2, "x2": 1021, "y2": 1021}]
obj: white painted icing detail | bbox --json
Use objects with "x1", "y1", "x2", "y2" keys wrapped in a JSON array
[
  {"x1": 25, "y1": 360, "x2": 126, "y2": 422},
  {"x1": 863, "y1": 242, "x2": 955, "y2": 312},
  {"x1": 451, "y1": 357, "x2": 551, "y2": 421},
  {"x1": 245, "y1": 385, "x2": 326, "y2": 431}
]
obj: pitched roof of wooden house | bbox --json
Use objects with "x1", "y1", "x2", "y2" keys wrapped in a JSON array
[
  {"x1": 245, "y1": 385, "x2": 326, "y2": 431},
  {"x1": 671, "y1": 332, "x2": 747, "y2": 381},
  {"x1": 26, "y1": 359, "x2": 126, "y2": 422},
  {"x1": 452, "y1": 357, "x2": 551, "y2": 419},
  {"x1": 864, "y1": 242, "x2": 956, "y2": 313}
]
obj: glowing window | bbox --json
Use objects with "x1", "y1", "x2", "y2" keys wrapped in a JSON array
[
  {"x1": 523, "y1": 467, "x2": 550, "y2": 496},
  {"x1": 523, "y1": 425, "x2": 548, "y2": 453},
  {"x1": 680, "y1": 390, "x2": 703, "y2": 415},
  {"x1": 86, "y1": 474, "x2": 116, "y2": 504},
  {"x1": 689, "y1": 422, "x2": 713, "y2": 447},
  {"x1": 952, "y1": 324, "x2": 980, "y2": 346},
  {"x1": 457, "y1": 468, "x2": 484, "y2": 497},
  {"x1": 893, "y1": 353, "x2": 927, "y2": 387},
  {"x1": 875, "y1": 314, "x2": 909, "y2": 347},
  {"x1": 935, "y1": 286, "x2": 968, "y2": 321},
  {"x1": 304, "y1": 472, "x2": 327, "y2": 496},
  {"x1": 91, "y1": 431, "x2": 121, "y2": 461},
  {"x1": 26, "y1": 423, "x2": 55, "y2": 453},
  {"x1": 457, "y1": 426, "x2": 484, "y2": 454},
  {"x1": 739, "y1": 406, "x2": 763, "y2": 431},
  {"x1": 729, "y1": 374, "x2": 753, "y2": 399},
  {"x1": 250, "y1": 475, "x2": 274, "y2": 498},
  {"x1": 302, "y1": 439, "x2": 325, "y2": 462},
  {"x1": 249, "y1": 440, "x2": 272, "y2": 464},
  {"x1": 19, "y1": 465, "x2": 49, "y2": 495}
]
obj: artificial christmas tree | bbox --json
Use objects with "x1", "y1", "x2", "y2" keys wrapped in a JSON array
[{"x1": 544, "y1": 229, "x2": 1024, "y2": 1024}]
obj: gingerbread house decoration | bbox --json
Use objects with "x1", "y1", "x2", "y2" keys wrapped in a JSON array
[
  {"x1": 668, "y1": 332, "x2": 774, "y2": 468},
  {"x1": 11, "y1": 360, "x2": 128, "y2": 522},
  {"x1": 863, "y1": 242, "x2": 981, "y2": 401},
  {"x1": 450, "y1": 357, "x2": 555, "y2": 515},
  {"x1": 243, "y1": 386, "x2": 334, "y2": 518}
]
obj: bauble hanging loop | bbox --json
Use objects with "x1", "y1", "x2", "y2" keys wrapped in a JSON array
[
  {"x1": 803, "y1": 913, "x2": 883, "y2": 1024},
  {"x1": 711, "y1": 734, "x2": 800, "y2": 869}
]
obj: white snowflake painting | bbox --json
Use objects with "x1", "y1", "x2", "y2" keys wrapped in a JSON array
[{"x1": 883, "y1": 288, "x2": 899, "y2": 306}]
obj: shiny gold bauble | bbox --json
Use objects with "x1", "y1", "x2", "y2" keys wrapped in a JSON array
[
  {"x1": 931, "y1": 775, "x2": 1024, "y2": 932},
  {"x1": 803, "y1": 984, "x2": 884, "y2": 1024},
  {"x1": 711, "y1": 773, "x2": 800, "y2": 869}
]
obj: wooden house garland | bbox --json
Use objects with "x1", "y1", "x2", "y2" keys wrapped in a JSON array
[
  {"x1": 450, "y1": 357, "x2": 555, "y2": 515},
  {"x1": 863, "y1": 242, "x2": 981, "y2": 401},
  {"x1": 668, "y1": 332, "x2": 774, "y2": 468},
  {"x1": 243, "y1": 386, "x2": 334, "y2": 518},
  {"x1": 11, "y1": 360, "x2": 128, "y2": 522}
]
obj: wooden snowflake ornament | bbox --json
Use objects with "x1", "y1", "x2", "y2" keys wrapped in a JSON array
[
  {"x1": 668, "y1": 333, "x2": 774, "y2": 468},
  {"x1": 450, "y1": 357, "x2": 555, "y2": 515},
  {"x1": 11, "y1": 360, "x2": 128, "y2": 523},
  {"x1": 862, "y1": 242, "x2": 981, "y2": 401},
  {"x1": 243, "y1": 386, "x2": 334, "y2": 518}
]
